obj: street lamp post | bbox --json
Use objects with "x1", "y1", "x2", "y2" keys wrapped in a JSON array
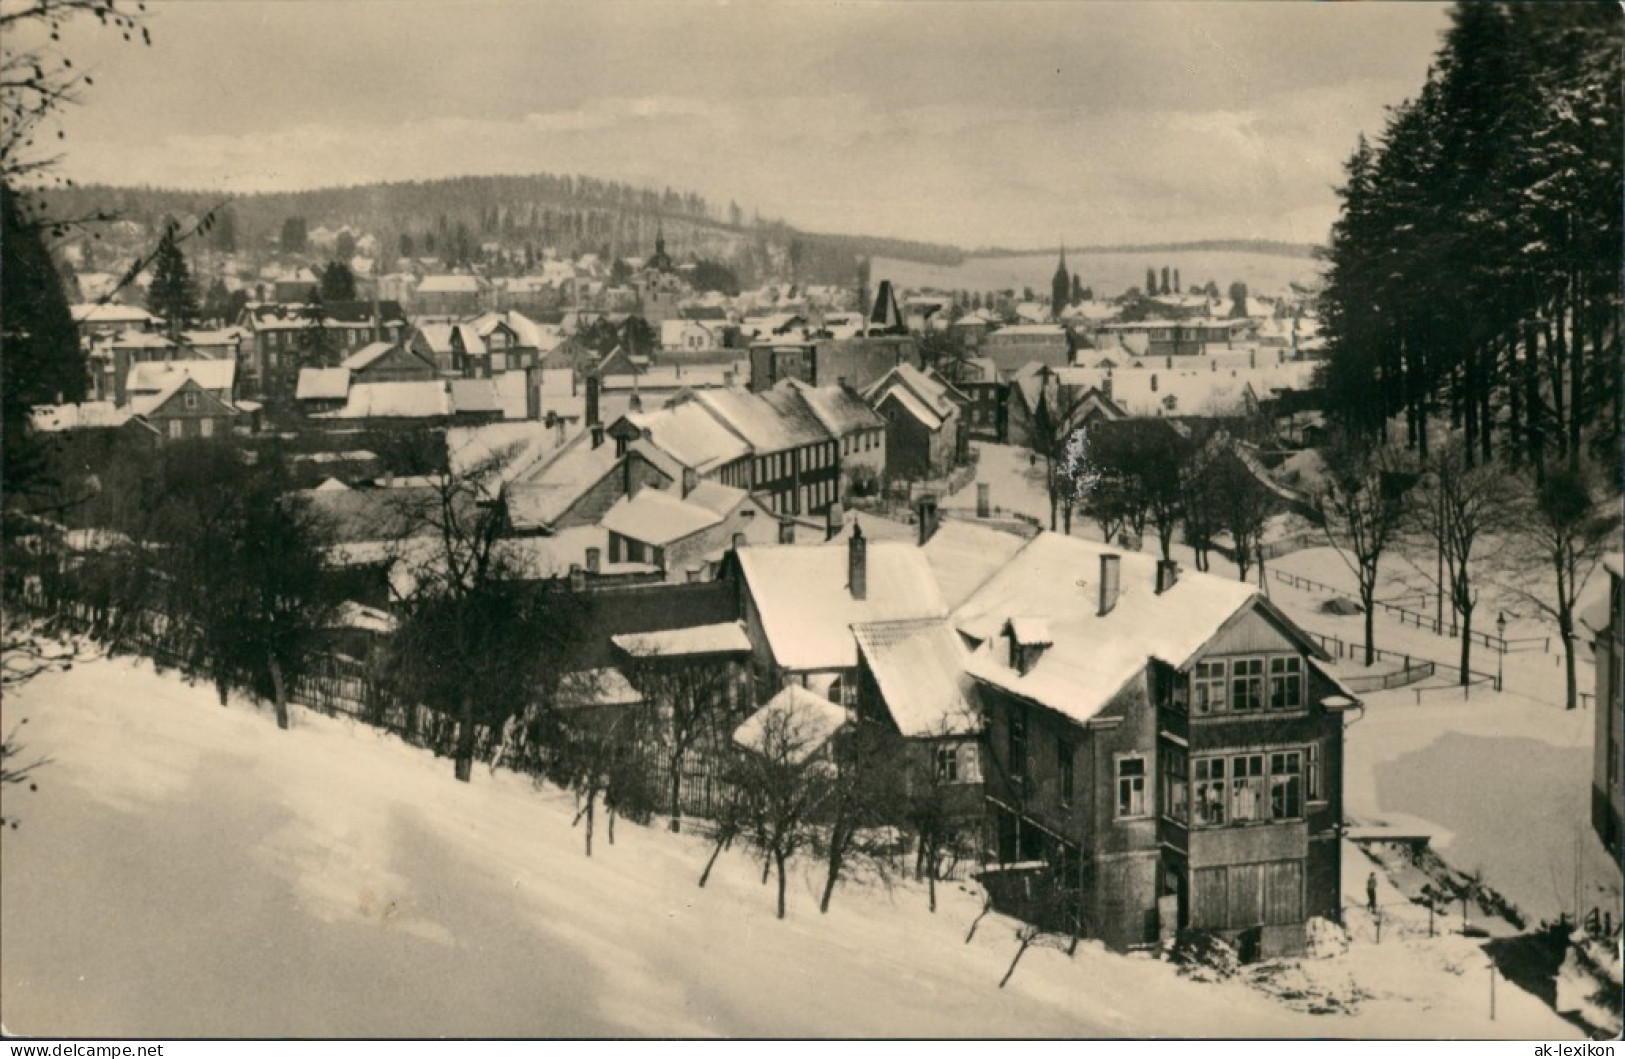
[{"x1": 1496, "y1": 612, "x2": 1507, "y2": 691}]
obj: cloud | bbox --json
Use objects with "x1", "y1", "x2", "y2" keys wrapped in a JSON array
[{"x1": 41, "y1": 2, "x2": 1450, "y2": 247}]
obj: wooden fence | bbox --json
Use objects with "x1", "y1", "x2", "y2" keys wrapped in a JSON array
[
  {"x1": 1302, "y1": 628, "x2": 1501, "y2": 693},
  {"x1": 1273, "y1": 569, "x2": 1550, "y2": 656}
]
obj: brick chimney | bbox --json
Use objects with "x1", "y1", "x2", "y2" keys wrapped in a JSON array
[
  {"x1": 1155, "y1": 559, "x2": 1179, "y2": 595},
  {"x1": 1098, "y1": 553, "x2": 1121, "y2": 616},
  {"x1": 585, "y1": 374, "x2": 601, "y2": 426},
  {"x1": 590, "y1": 423, "x2": 605, "y2": 449},
  {"x1": 976, "y1": 482, "x2": 991, "y2": 518},
  {"x1": 848, "y1": 523, "x2": 867, "y2": 601}
]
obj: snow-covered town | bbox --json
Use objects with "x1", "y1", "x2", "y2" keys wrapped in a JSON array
[{"x1": 2, "y1": 0, "x2": 1621, "y2": 1047}]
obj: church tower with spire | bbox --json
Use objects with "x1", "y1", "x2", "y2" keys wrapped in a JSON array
[
  {"x1": 650, "y1": 224, "x2": 673, "y2": 273},
  {"x1": 1051, "y1": 244, "x2": 1071, "y2": 320}
]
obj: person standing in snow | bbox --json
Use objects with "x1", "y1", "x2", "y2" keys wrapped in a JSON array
[{"x1": 1366, "y1": 872, "x2": 1378, "y2": 914}]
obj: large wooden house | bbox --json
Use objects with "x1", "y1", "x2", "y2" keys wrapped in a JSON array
[{"x1": 953, "y1": 533, "x2": 1356, "y2": 957}]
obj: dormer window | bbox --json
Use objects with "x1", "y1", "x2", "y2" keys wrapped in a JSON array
[{"x1": 184, "y1": 392, "x2": 198, "y2": 410}]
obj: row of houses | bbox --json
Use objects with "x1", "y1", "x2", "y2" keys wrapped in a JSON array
[
  {"x1": 398, "y1": 504, "x2": 1352, "y2": 957},
  {"x1": 295, "y1": 471, "x2": 1354, "y2": 958}
]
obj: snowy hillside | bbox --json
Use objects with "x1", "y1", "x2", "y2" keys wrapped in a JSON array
[{"x1": 0, "y1": 655, "x2": 1583, "y2": 1038}]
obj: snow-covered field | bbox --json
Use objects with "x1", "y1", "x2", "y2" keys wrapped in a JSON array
[{"x1": 0, "y1": 655, "x2": 1583, "y2": 1039}]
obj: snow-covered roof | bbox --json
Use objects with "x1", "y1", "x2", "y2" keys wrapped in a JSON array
[
  {"x1": 557, "y1": 667, "x2": 644, "y2": 710},
  {"x1": 1050, "y1": 366, "x2": 1258, "y2": 419},
  {"x1": 956, "y1": 533, "x2": 1261, "y2": 726},
  {"x1": 505, "y1": 432, "x2": 624, "y2": 532},
  {"x1": 694, "y1": 387, "x2": 830, "y2": 454},
  {"x1": 987, "y1": 324, "x2": 1067, "y2": 338},
  {"x1": 921, "y1": 520, "x2": 1034, "y2": 610},
  {"x1": 179, "y1": 328, "x2": 244, "y2": 348},
  {"x1": 331, "y1": 601, "x2": 397, "y2": 635},
  {"x1": 342, "y1": 342, "x2": 397, "y2": 371},
  {"x1": 1008, "y1": 616, "x2": 1053, "y2": 646},
  {"x1": 449, "y1": 378, "x2": 502, "y2": 414},
  {"x1": 318, "y1": 380, "x2": 452, "y2": 419},
  {"x1": 600, "y1": 488, "x2": 723, "y2": 546},
  {"x1": 684, "y1": 480, "x2": 749, "y2": 518},
  {"x1": 126, "y1": 358, "x2": 236, "y2": 395},
  {"x1": 413, "y1": 323, "x2": 455, "y2": 354},
  {"x1": 612, "y1": 622, "x2": 753, "y2": 658},
  {"x1": 851, "y1": 619, "x2": 980, "y2": 737},
  {"x1": 71, "y1": 303, "x2": 158, "y2": 326},
  {"x1": 733, "y1": 685, "x2": 848, "y2": 764},
  {"x1": 735, "y1": 539, "x2": 948, "y2": 672},
  {"x1": 446, "y1": 421, "x2": 565, "y2": 486},
  {"x1": 624, "y1": 402, "x2": 752, "y2": 475},
  {"x1": 877, "y1": 382, "x2": 943, "y2": 430},
  {"x1": 296, "y1": 367, "x2": 352, "y2": 401},
  {"x1": 417, "y1": 274, "x2": 483, "y2": 294},
  {"x1": 865, "y1": 362, "x2": 961, "y2": 427},
  {"x1": 31, "y1": 401, "x2": 130, "y2": 432},
  {"x1": 452, "y1": 324, "x2": 486, "y2": 355}
]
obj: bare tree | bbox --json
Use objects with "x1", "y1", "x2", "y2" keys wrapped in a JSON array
[
  {"x1": 1502, "y1": 462, "x2": 1618, "y2": 709},
  {"x1": 1033, "y1": 380, "x2": 1098, "y2": 531},
  {"x1": 732, "y1": 696, "x2": 842, "y2": 919},
  {"x1": 1054, "y1": 420, "x2": 1103, "y2": 537},
  {"x1": 618, "y1": 646, "x2": 743, "y2": 833},
  {"x1": 1410, "y1": 439, "x2": 1512, "y2": 684},
  {"x1": 550, "y1": 674, "x2": 656, "y2": 857},
  {"x1": 904, "y1": 728, "x2": 982, "y2": 914},
  {"x1": 385, "y1": 453, "x2": 587, "y2": 781},
  {"x1": 1319, "y1": 436, "x2": 1413, "y2": 665},
  {"x1": 1208, "y1": 448, "x2": 1277, "y2": 584},
  {"x1": 816, "y1": 722, "x2": 906, "y2": 914}
]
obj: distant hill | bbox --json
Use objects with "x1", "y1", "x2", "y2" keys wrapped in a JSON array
[
  {"x1": 45, "y1": 174, "x2": 1319, "y2": 292},
  {"x1": 970, "y1": 239, "x2": 1322, "y2": 260},
  {"x1": 43, "y1": 174, "x2": 963, "y2": 288}
]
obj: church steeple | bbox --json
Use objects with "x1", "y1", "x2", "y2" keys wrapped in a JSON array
[
  {"x1": 650, "y1": 224, "x2": 673, "y2": 272},
  {"x1": 1052, "y1": 243, "x2": 1071, "y2": 320}
]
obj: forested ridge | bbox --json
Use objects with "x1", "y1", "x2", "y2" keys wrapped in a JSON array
[{"x1": 44, "y1": 173, "x2": 966, "y2": 284}]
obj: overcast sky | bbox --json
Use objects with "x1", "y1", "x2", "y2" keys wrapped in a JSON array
[{"x1": 35, "y1": 1, "x2": 1452, "y2": 249}]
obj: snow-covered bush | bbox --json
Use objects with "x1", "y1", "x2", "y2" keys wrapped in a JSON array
[
  {"x1": 1169, "y1": 930, "x2": 1240, "y2": 982},
  {"x1": 1305, "y1": 917, "x2": 1349, "y2": 960}
]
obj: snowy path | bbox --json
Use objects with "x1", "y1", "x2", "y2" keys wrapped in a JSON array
[{"x1": 1, "y1": 656, "x2": 1583, "y2": 1038}]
